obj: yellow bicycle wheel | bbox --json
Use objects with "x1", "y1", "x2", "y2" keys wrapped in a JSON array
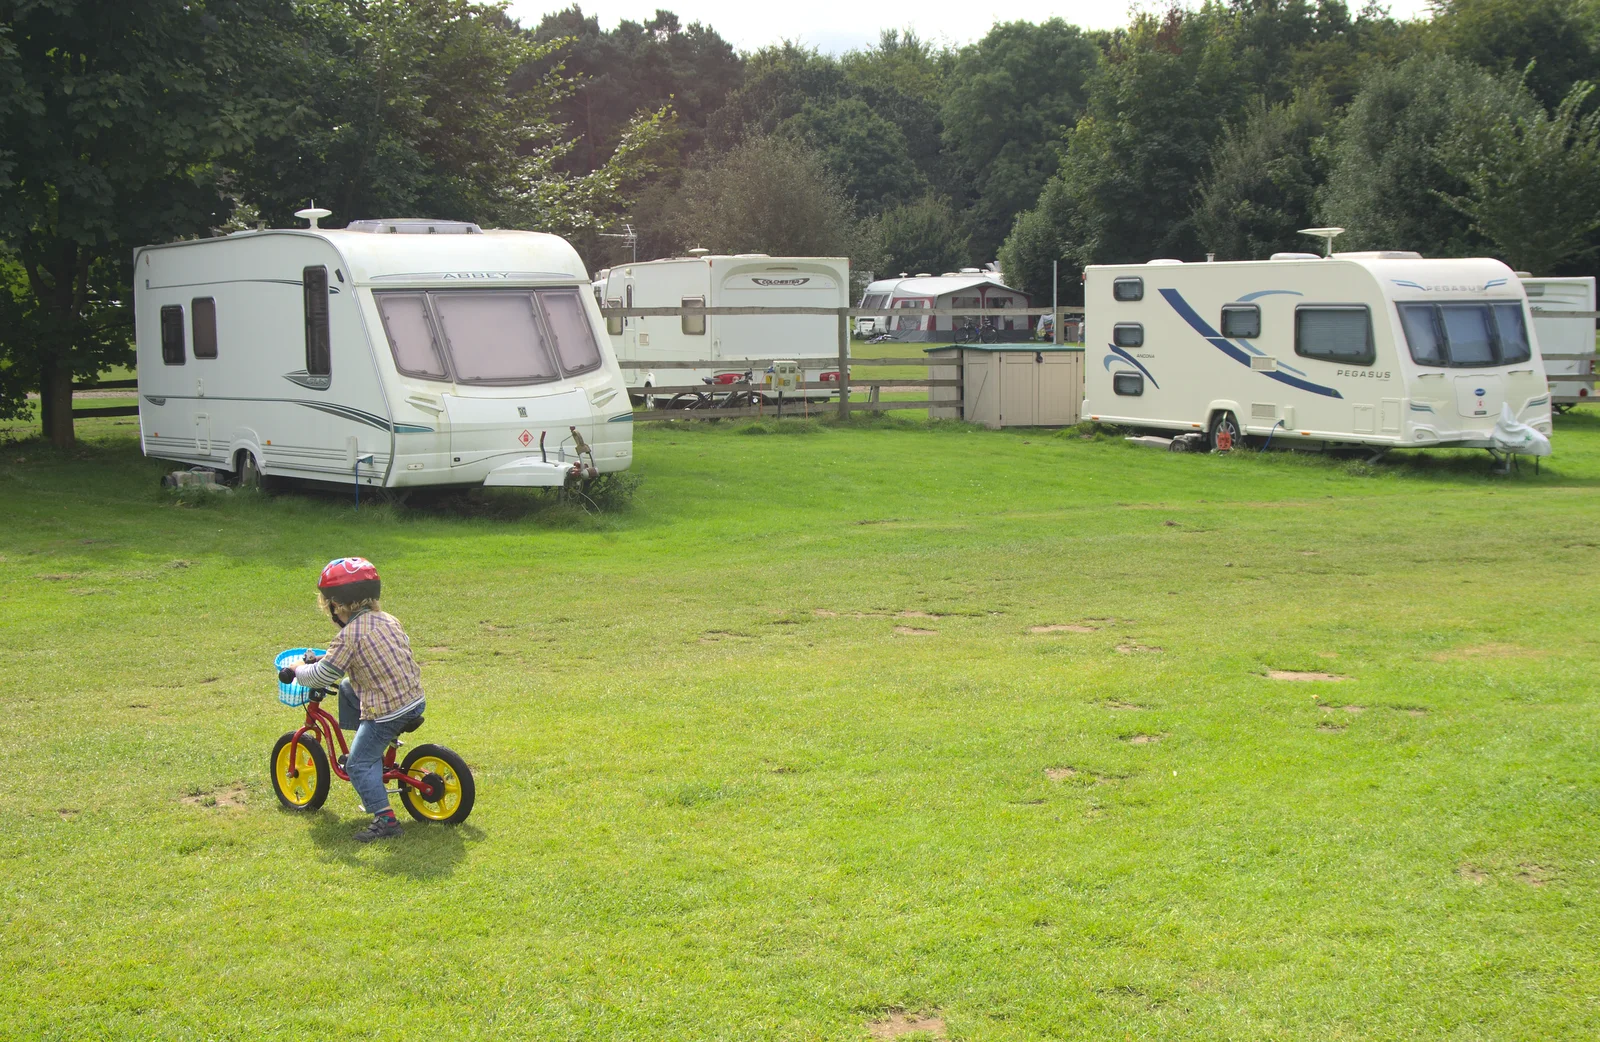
[
  {"x1": 270, "y1": 732, "x2": 330, "y2": 811},
  {"x1": 398, "y1": 743, "x2": 475, "y2": 824}
]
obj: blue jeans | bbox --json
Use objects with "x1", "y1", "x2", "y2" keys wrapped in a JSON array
[{"x1": 346, "y1": 700, "x2": 425, "y2": 815}]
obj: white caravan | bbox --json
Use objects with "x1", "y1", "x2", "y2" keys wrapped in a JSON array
[
  {"x1": 879, "y1": 273, "x2": 1030, "y2": 342},
  {"x1": 134, "y1": 218, "x2": 633, "y2": 490},
  {"x1": 1521, "y1": 276, "x2": 1596, "y2": 407},
  {"x1": 856, "y1": 275, "x2": 907, "y2": 336},
  {"x1": 1084, "y1": 253, "x2": 1553, "y2": 451},
  {"x1": 601, "y1": 254, "x2": 848, "y2": 400}
]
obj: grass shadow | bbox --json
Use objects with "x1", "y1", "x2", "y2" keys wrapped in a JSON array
[{"x1": 302, "y1": 808, "x2": 484, "y2": 879}]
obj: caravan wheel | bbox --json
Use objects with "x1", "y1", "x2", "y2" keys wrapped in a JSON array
[
  {"x1": 1207, "y1": 411, "x2": 1242, "y2": 453},
  {"x1": 236, "y1": 450, "x2": 263, "y2": 489}
]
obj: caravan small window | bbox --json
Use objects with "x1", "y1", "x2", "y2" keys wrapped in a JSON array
[
  {"x1": 1113, "y1": 277, "x2": 1143, "y2": 302},
  {"x1": 191, "y1": 298, "x2": 217, "y2": 358},
  {"x1": 1220, "y1": 304, "x2": 1259, "y2": 339},
  {"x1": 681, "y1": 296, "x2": 706, "y2": 336},
  {"x1": 537, "y1": 288, "x2": 603, "y2": 374},
  {"x1": 434, "y1": 291, "x2": 559, "y2": 384},
  {"x1": 605, "y1": 299, "x2": 623, "y2": 336},
  {"x1": 1112, "y1": 323, "x2": 1144, "y2": 348},
  {"x1": 376, "y1": 293, "x2": 448, "y2": 380},
  {"x1": 303, "y1": 266, "x2": 331, "y2": 377},
  {"x1": 1398, "y1": 304, "x2": 1445, "y2": 364},
  {"x1": 1113, "y1": 372, "x2": 1144, "y2": 396},
  {"x1": 1295, "y1": 306, "x2": 1373, "y2": 365},
  {"x1": 160, "y1": 305, "x2": 185, "y2": 365}
]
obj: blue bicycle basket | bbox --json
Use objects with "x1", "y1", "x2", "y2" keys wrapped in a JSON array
[{"x1": 275, "y1": 648, "x2": 327, "y2": 707}]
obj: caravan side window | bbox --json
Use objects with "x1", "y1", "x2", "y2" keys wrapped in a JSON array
[
  {"x1": 303, "y1": 266, "x2": 331, "y2": 377},
  {"x1": 1396, "y1": 301, "x2": 1531, "y2": 367},
  {"x1": 605, "y1": 299, "x2": 623, "y2": 336},
  {"x1": 375, "y1": 293, "x2": 449, "y2": 380},
  {"x1": 1295, "y1": 306, "x2": 1373, "y2": 365},
  {"x1": 681, "y1": 296, "x2": 706, "y2": 336},
  {"x1": 1112, "y1": 277, "x2": 1144, "y2": 302},
  {"x1": 1112, "y1": 323, "x2": 1144, "y2": 348},
  {"x1": 160, "y1": 305, "x2": 186, "y2": 365},
  {"x1": 191, "y1": 298, "x2": 217, "y2": 358},
  {"x1": 1220, "y1": 304, "x2": 1259, "y2": 339},
  {"x1": 1113, "y1": 372, "x2": 1144, "y2": 396},
  {"x1": 536, "y1": 288, "x2": 603, "y2": 374}
]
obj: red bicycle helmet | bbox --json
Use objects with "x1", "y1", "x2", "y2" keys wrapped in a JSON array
[{"x1": 317, "y1": 557, "x2": 381, "y2": 605}]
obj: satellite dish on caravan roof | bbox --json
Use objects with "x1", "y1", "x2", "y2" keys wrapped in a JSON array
[
  {"x1": 295, "y1": 203, "x2": 333, "y2": 229},
  {"x1": 1299, "y1": 227, "x2": 1345, "y2": 257}
]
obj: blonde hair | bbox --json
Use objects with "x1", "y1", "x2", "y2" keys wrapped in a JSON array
[{"x1": 318, "y1": 592, "x2": 382, "y2": 620}]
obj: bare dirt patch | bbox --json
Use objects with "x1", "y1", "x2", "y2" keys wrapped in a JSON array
[
  {"x1": 1269, "y1": 670, "x2": 1348, "y2": 681},
  {"x1": 1103, "y1": 700, "x2": 1143, "y2": 711},
  {"x1": 1116, "y1": 642, "x2": 1162, "y2": 654},
  {"x1": 1341, "y1": 704, "x2": 1366, "y2": 714},
  {"x1": 1400, "y1": 706, "x2": 1429, "y2": 718},
  {"x1": 699, "y1": 630, "x2": 753, "y2": 643},
  {"x1": 1316, "y1": 722, "x2": 1347, "y2": 733},
  {"x1": 57, "y1": 808, "x2": 79, "y2": 820},
  {"x1": 1517, "y1": 864, "x2": 1553, "y2": 887},
  {"x1": 868, "y1": 1012, "x2": 947, "y2": 1040},
  {"x1": 182, "y1": 783, "x2": 248, "y2": 809},
  {"x1": 1044, "y1": 767, "x2": 1078, "y2": 781},
  {"x1": 1458, "y1": 863, "x2": 1488, "y2": 884},
  {"x1": 127, "y1": 702, "x2": 152, "y2": 709},
  {"x1": 897, "y1": 610, "x2": 946, "y2": 619},
  {"x1": 812, "y1": 609, "x2": 838, "y2": 617},
  {"x1": 1431, "y1": 643, "x2": 1547, "y2": 662},
  {"x1": 894, "y1": 626, "x2": 937, "y2": 636},
  {"x1": 1030, "y1": 623, "x2": 1098, "y2": 633},
  {"x1": 1122, "y1": 733, "x2": 1163, "y2": 744}
]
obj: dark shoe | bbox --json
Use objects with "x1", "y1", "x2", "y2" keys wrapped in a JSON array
[{"x1": 353, "y1": 815, "x2": 403, "y2": 843}]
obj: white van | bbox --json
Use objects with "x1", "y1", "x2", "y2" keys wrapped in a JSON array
[
  {"x1": 1084, "y1": 253, "x2": 1553, "y2": 451},
  {"x1": 1521, "y1": 276, "x2": 1596, "y2": 407},
  {"x1": 134, "y1": 218, "x2": 632, "y2": 489},
  {"x1": 601, "y1": 253, "x2": 847, "y2": 401}
]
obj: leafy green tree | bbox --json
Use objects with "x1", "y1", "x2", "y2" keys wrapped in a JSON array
[
  {"x1": 781, "y1": 98, "x2": 926, "y2": 214},
  {"x1": 877, "y1": 194, "x2": 971, "y2": 275},
  {"x1": 840, "y1": 30, "x2": 962, "y2": 200},
  {"x1": 0, "y1": 0, "x2": 253, "y2": 447},
  {"x1": 1432, "y1": 0, "x2": 1600, "y2": 108},
  {"x1": 996, "y1": 179, "x2": 1085, "y2": 304},
  {"x1": 1193, "y1": 89, "x2": 1333, "y2": 260},
  {"x1": 1049, "y1": 7, "x2": 1252, "y2": 264},
  {"x1": 704, "y1": 42, "x2": 847, "y2": 148},
  {"x1": 660, "y1": 135, "x2": 879, "y2": 262},
  {"x1": 1437, "y1": 82, "x2": 1600, "y2": 273},
  {"x1": 1318, "y1": 54, "x2": 1537, "y2": 255},
  {"x1": 940, "y1": 19, "x2": 1099, "y2": 260},
  {"x1": 232, "y1": 0, "x2": 665, "y2": 233}
]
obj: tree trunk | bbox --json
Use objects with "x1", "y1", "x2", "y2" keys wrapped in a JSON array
[{"x1": 41, "y1": 360, "x2": 75, "y2": 449}]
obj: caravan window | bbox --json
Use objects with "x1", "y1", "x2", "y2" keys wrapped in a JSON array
[
  {"x1": 1112, "y1": 323, "x2": 1144, "y2": 348},
  {"x1": 160, "y1": 305, "x2": 185, "y2": 365},
  {"x1": 1295, "y1": 306, "x2": 1373, "y2": 365},
  {"x1": 1397, "y1": 301, "x2": 1531, "y2": 367},
  {"x1": 1113, "y1": 372, "x2": 1144, "y2": 396},
  {"x1": 1220, "y1": 304, "x2": 1259, "y2": 339},
  {"x1": 681, "y1": 296, "x2": 706, "y2": 336},
  {"x1": 1113, "y1": 278, "x2": 1144, "y2": 302},
  {"x1": 303, "y1": 266, "x2": 331, "y2": 377},
  {"x1": 434, "y1": 291, "x2": 559, "y2": 384},
  {"x1": 375, "y1": 293, "x2": 448, "y2": 379},
  {"x1": 605, "y1": 299, "x2": 623, "y2": 336},
  {"x1": 536, "y1": 288, "x2": 603, "y2": 373},
  {"x1": 191, "y1": 298, "x2": 217, "y2": 358}
]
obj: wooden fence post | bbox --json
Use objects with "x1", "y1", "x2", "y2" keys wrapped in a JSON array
[{"x1": 837, "y1": 307, "x2": 850, "y2": 420}]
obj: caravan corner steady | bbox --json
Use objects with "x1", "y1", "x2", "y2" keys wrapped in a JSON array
[
  {"x1": 134, "y1": 218, "x2": 632, "y2": 490},
  {"x1": 1084, "y1": 252, "x2": 1554, "y2": 452}
]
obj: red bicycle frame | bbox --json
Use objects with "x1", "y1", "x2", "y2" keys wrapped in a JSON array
[{"x1": 284, "y1": 691, "x2": 428, "y2": 791}]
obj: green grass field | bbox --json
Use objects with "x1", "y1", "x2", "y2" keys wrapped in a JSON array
[{"x1": 2, "y1": 409, "x2": 1598, "y2": 1040}]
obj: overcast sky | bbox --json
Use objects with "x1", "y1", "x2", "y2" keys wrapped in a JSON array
[{"x1": 505, "y1": 0, "x2": 1436, "y2": 55}]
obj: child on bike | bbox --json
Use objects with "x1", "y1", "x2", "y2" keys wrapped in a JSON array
[{"x1": 279, "y1": 557, "x2": 423, "y2": 843}]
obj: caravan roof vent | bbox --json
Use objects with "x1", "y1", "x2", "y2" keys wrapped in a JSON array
[
  {"x1": 914, "y1": 272, "x2": 932, "y2": 277},
  {"x1": 960, "y1": 267, "x2": 982, "y2": 273},
  {"x1": 1146, "y1": 259, "x2": 1183, "y2": 266},
  {"x1": 345, "y1": 219, "x2": 482, "y2": 234},
  {"x1": 1333, "y1": 250, "x2": 1423, "y2": 260},
  {"x1": 1271, "y1": 252, "x2": 1321, "y2": 261}
]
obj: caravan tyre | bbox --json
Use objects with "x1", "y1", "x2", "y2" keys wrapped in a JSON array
[
  {"x1": 236, "y1": 451, "x2": 262, "y2": 489},
  {"x1": 1208, "y1": 411, "x2": 1242, "y2": 453}
]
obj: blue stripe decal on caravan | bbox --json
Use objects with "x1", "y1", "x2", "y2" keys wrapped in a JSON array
[
  {"x1": 1158, "y1": 288, "x2": 1344, "y2": 399},
  {"x1": 1104, "y1": 345, "x2": 1161, "y2": 389},
  {"x1": 608, "y1": 413, "x2": 634, "y2": 423},
  {"x1": 1236, "y1": 289, "x2": 1304, "y2": 302}
]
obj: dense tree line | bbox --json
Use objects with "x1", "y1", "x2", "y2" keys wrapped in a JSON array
[{"x1": 3, "y1": 0, "x2": 1599, "y2": 446}]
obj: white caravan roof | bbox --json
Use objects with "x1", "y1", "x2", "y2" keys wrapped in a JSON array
[
  {"x1": 137, "y1": 227, "x2": 591, "y2": 285},
  {"x1": 890, "y1": 274, "x2": 1024, "y2": 300}
]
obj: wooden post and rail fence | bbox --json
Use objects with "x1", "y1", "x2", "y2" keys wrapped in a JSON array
[{"x1": 60, "y1": 305, "x2": 1600, "y2": 422}]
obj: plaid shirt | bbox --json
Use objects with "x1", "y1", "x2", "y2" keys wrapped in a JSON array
[{"x1": 320, "y1": 609, "x2": 423, "y2": 721}]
